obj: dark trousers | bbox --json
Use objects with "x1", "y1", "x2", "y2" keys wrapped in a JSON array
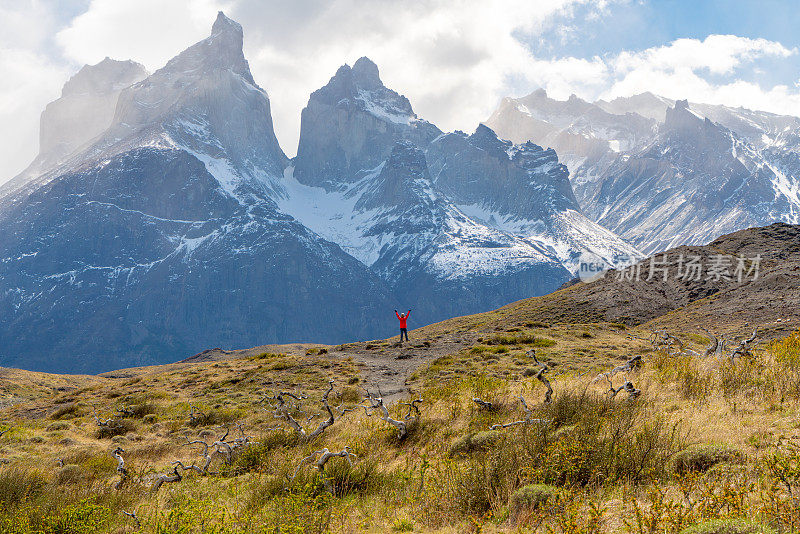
[{"x1": 400, "y1": 328, "x2": 408, "y2": 341}]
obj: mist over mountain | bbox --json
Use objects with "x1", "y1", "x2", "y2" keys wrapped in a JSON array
[{"x1": 486, "y1": 90, "x2": 800, "y2": 254}]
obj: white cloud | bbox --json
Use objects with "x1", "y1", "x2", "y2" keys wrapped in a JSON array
[
  {"x1": 55, "y1": 0, "x2": 229, "y2": 69},
  {"x1": 0, "y1": 1, "x2": 71, "y2": 182},
  {"x1": 599, "y1": 35, "x2": 800, "y2": 117},
  {"x1": 613, "y1": 34, "x2": 795, "y2": 76}
]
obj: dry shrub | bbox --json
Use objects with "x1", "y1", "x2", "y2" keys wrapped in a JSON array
[{"x1": 673, "y1": 444, "x2": 745, "y2": 475}]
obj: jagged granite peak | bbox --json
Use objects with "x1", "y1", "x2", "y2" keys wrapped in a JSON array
[
  {"x1": 485, "y1": 89, "x2": 655, "y2": 179},
  {"x1": 595, "y1": 92, "x2": 674, "y2": 121},
  {"x1": 571, "y1": 99, "x2": 795, "y2": 253},
  {"x1": 293, "y1": 57, "x2": 441, "y2": 189},
  {"x1": 426, "y1": 124, "x2": 640, "y2": 271},
  {"x1": 351, "y1": 56, "x2": 383, "y2": 90},
  {"x1": 485, "y1": 89, "x2": 800, "y2": 252},
  {"x1": 0, "y1": 57, "x2": 148, "y2": 202},
  {"x1": 104, "y1": 11, "x2": 287, "y2": 183}
]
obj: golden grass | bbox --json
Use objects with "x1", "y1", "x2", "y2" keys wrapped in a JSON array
[{"x1": 0, "y1": 326, "x2": 798, "y2": 532}]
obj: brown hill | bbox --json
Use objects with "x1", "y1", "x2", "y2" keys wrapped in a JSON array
[{"x1": 427, "y1": 222, "x2": 799, "y2": 340}]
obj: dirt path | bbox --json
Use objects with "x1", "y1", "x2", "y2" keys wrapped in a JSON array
[{"x1": 181, "y1": 331, "x2": 477, "y2": 402}]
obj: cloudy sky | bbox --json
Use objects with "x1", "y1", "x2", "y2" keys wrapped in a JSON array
[{"x1": 2, "y1": 0, "x2": 800, "y2": 183}]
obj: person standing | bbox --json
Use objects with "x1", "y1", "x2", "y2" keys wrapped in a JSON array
[{"x1": 395, "y1": 309, "x2": 411, "y2": 343}]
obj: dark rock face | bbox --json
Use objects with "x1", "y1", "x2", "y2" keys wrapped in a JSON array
[
  {"x1": 293, "y1": 57, "x2": 441, "y2": 189},
  {"x1": 0, "y1": 148, "x2": 394, "y2": 373},
  {"x1": 427, "y1": 124, "x2": 577, "y2": 219}
]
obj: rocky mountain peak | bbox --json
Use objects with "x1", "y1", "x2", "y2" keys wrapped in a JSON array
[
  {"x1": 36, "y1": 58, "x2": 148, "y2": 164},
  {"x1": 211, "y1": 11, "x2": 242, "y2": 37},
  {"x1": 153, "y1": 10, "x2": 253, "y2": 85},
  {"x1": 352, "y1": 56, "x2": 382, "y2": 89},
  {"x1": 664, "y1": 98, "x2": 717, "y2": 138},
  {"x1": 312, "y1": 56, "x2": 408, "y2": 111},
  {"x1": 468, "y1": 124, "x2": 510, "y2": 155},
  {"x1": 294, "y1": 58, "x2": 439, "y2": 188}
]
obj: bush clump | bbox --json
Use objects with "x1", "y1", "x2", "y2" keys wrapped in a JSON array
[
  {"x1": 95, "y1": 419, "x2": 136, "y2": 439},
  {"x1": 511, "y1": 484, "x2": 561, "y2": 512},
  {"x1": 449, "y1": 430, "x2": 503, "y2": 457},
  {"x1": 678, "y1": 518, "x2": 776, "y2": 534},
  {"x1": 50, "y1": 402, "x2": 80, "y2": 420},
  {"x1": 672, "y1": 444, "x2": 744, "y2": 474}
]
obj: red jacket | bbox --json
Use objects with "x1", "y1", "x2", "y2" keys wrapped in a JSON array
[{"x1": 396, "y1": 311, "x2": 410, "y2": 329}]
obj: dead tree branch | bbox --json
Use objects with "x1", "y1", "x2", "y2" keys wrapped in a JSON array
[
  {"x1": 185, "y1": 439, "x2": 218, "y2": 474},
  {"x1": 122, "y1": 510, "x2": 141, "y2": 528},
  {"x1": 526, "y1": 349, "x2": 553, "y2": 404},
  {"x1": 652, "y1": 330, "x2": 684, "y2": 352},
  {"x1": 729, "y1": 328, "x2": 758, "y2": 362},
  {"x1": 270, "y1": 381, "x2": 338, "y2": 440},
  {"x1": 594, "y1": 355, "x2": 642, "y2": 401},
  {"x1": 362, "y1": 388, "x2": 421, "y2": 440},
  {"x1": 291, "y1": 447, "x2": 357, "y2": 492},
  {"x1": 490, "y1": 396, "x2": 550, "y2": 430},
  {"x1": 112, "y1": 446, "x2": 127, "y2": 489},
  {"x1": 151, "y1": 462, "x2": 184, "y2": 492},
  {"x1": 473, "y1": 398, "x2": 494, "y2": 410},
  {"x1": 188, "y1": 405, "x2": 205, "y2": 425},
  {"x1": 93, "y1": 405, "x2": 115, "y2": 427},
  {"x1": 535, "y1": 368, "x2": 553, "y2": 404}
]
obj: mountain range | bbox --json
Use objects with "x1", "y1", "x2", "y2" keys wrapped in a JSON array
[
  {"x1": 0, "y1": 13, "x2": 635, "y2": 372},
  {"x1": 1, "y1": 12, "x2": 797, "y2": 373},
  {"x1": 486, "y1": 90, "x2": 800, "y2": 254}
]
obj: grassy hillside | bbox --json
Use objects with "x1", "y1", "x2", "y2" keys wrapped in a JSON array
[{"x1": 0, "y1": 223, "x2": 799, "y2": 533}]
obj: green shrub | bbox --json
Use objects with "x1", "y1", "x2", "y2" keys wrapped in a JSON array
[
  {"x1": 94, "y1": 419, "x2": 136, "y2": 439},
  {"x1": 511, "y1": 484, "x2": 561, "y2": 512},
  {"x1": 50, "y1": 402, "x2": 79, "y2": 420},
  {"x1": 449, "y1": 431, "x2": 503, "y2": 457},
  {"x1": 338, "y1": 386, "x2": 361, "y2": 404},
  {"x1": 392, "y1": 518, "x2": 415, "y2": 531},
  {"x1": 672, "y1": 444, "x2": 744, "y2": 475},
  {"x1": 321, "y1": 456, "x2": 380, "y2": 498},
  {"x1": 125, "y1": 402, "x2": 158, "y2": 418},
  {"x1": 486, "y1": 334, "x2": 555, "y2": 347},
  {"x1": 678, "y1": 518, "x2": 776, "y2": 534},
  {"x1": 187, "y1": 408, "x2": 236, "y2": 428},
  {"x1": 230, "y1": 431, "x2": 303, "y2": 474}
]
